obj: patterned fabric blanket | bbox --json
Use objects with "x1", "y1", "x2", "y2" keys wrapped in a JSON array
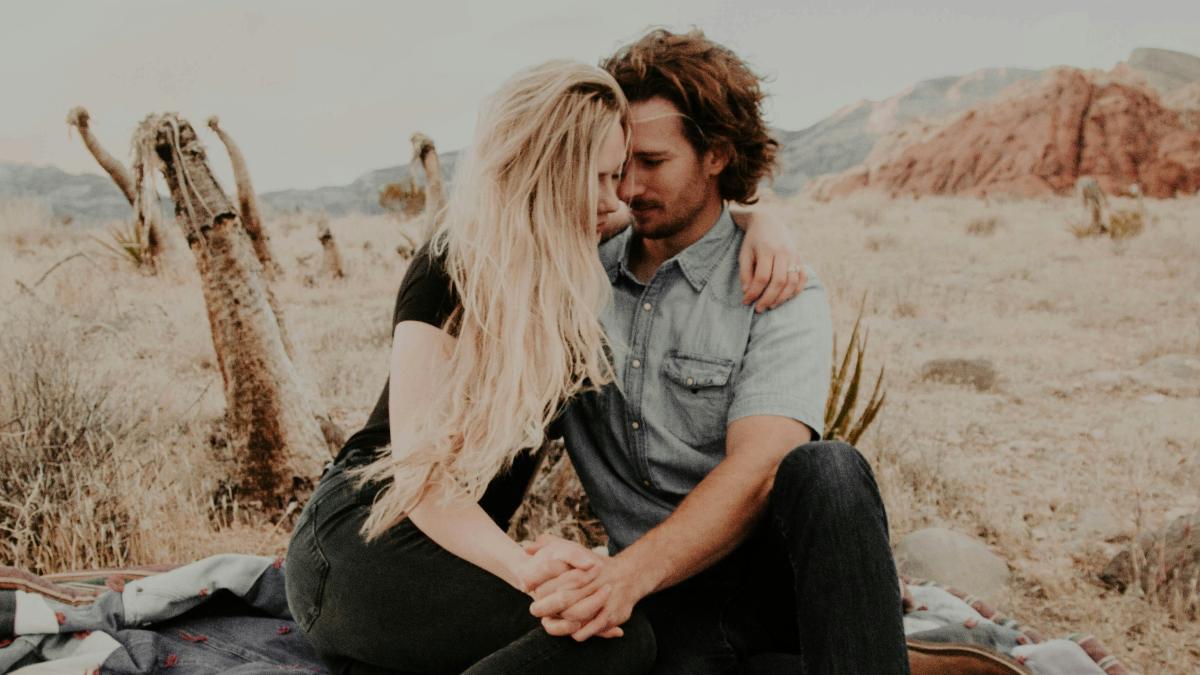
[{"x1": 0, "y1": 555, "x2": 1129, "y2": 674}]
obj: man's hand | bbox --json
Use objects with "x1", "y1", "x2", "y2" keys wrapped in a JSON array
[
  {"x1": 519, "y1": 534, "x2": 627, "y2": 639},
  {"x1": 733, "y1": 206, "x2": 806, "y2": 312},
  {"x1": 527, "y1": 536, "x2": 654, "y2": 642}
]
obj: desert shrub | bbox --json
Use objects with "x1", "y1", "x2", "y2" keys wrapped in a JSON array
[
  {"x1": 966, "y1": 216, "x2": 1000, "y2": 236},
  {"x1": 380, "y1": 181, "x2": 426, "y2": 218},
  {"x1": 0, "y1": 311, "x2": 146, "y2": 572},
  {"x1": 92, "y1": 218, "x2": 154, "y2": 271},
  {"x1": 1069, "y1": 207, "x2": 1145, "y2": 240},
  {"x1": 850, "y1": 204, "x2": 882, "y2": 227},
  {"x1": 864, "y1": 234, "x2": 897, "y2": 252},
  {"x1": 1108, "y1": 209, "x2": 1145, "y2": 240},
  {"x1": 824, "y1": 299, "x2": 886, "y2": 445}
]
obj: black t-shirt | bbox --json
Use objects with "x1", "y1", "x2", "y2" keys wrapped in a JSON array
[{"x1": 335, "y1": 245, "x2": 540, "y2": 529}]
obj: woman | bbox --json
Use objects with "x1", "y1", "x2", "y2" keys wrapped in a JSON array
[{"x1": 284, "y1": 60, "x2": 800, "y2": 674}]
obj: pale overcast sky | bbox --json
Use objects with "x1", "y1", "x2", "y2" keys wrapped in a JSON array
[{"x1": 2, "y1": 0, "x2": 1198, "y2": 191}]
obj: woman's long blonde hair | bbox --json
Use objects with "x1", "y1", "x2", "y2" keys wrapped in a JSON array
[{"x1": 354, "y1": 61, "x2": 628, "y2": 540}]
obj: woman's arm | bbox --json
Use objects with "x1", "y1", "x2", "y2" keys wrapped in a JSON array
[
  {"x1": 730, "y1": 202, "x2": 807, "y2": 312},
  {"x1": 388, "y1": 321, "x2": 601, "y2": 596}
]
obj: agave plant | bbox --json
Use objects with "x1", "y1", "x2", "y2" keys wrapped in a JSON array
[
  {"x1": 823, "y1": 297, "x2": 886, "y2": 445},
  {"x1": 91, "y1": 218, "x2": 156, "y2": 272}
]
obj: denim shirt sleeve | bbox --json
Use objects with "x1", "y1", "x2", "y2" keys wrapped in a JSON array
[{"x1": 726, "y1": 268, "x2": 832, "y2": 439}]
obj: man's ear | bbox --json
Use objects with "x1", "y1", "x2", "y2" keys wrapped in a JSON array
[{"x1": 702, "y1": 143, "x2": 731, "y2": 178}]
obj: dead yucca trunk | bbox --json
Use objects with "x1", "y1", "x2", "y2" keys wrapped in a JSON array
[
  {"x1": 66, "y1": 106, "x2": 164, "y2": 269},
  {"x1": 317, "y1": 218, "x2": 346, "y2": 279},
  {"x1": 134, "y1": 114, "x2": 326, "y2": 508},
  {"x1": 824, "y1": 296, "x2": 886, "y2": 445},
  {"x1": 410, "y1": 132, "x2": 446, "y2": 242},
  {"x1": 204, "y1": 119, "x2": 343, "y2": 448},
  {"x1": 207, "y1": 116, "x2": 281, "y2": 278},
  {"x1": 1076, "y1": 176, "x2": 1109, "y2": 235}
]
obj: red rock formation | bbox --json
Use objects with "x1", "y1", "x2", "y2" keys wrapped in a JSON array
[{"x1": 809, "y1": 68, "x2": 1200, "y2": 199}]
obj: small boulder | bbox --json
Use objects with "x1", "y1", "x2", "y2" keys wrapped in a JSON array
[
  {"x1": 895, "y1": 528, "x2": 1010, "y2": 600},
  {"x1": 920, "y1": 358, "x2": 997, "y2": 391}
]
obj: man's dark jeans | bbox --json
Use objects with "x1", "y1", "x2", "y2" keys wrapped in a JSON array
[
  {"x1": 283, "y1": 463, "x2": 656, "y2": 674},
  {"x1": 639, "y1": 441, "x2": 911, "y2": 674}
]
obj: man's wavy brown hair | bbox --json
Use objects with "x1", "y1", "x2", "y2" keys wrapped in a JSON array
[{"x1": 603, "y1": 28, "x2": 778, "y2": 204}]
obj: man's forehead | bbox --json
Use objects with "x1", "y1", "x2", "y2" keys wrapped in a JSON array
[
  {"x1": 630, "y1": 97, "x2": 685, "y2": 125},
  {"x1": 629, "y1": 98, "x2": 688, "y2": 150}
]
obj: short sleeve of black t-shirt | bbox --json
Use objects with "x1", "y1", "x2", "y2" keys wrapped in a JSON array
[{"x1": 335, "y1": 245, "x2": 539, "y2": 529}]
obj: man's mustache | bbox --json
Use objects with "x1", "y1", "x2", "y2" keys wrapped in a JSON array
[{"x1": 629, "y1": 199, "x2": 662, "y2": 210}]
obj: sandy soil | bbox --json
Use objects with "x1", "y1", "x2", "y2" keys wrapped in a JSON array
[{"x1": 1, "y1": 194, "x2": 1196, "y2": 673}]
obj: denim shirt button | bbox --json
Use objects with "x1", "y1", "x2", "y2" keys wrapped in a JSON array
[
  {"x1": 631, "y1": 359, "x2": 641, "y2": 369},
  {"x1": 631, "y1": 421, "x2": 640, "y2": 430},
  {"x1": 685, "y1": 377, "x2": 695, "y2": 386},
  {"x1": 642, "y1": 302, "x2": 652, "y2": 312}
]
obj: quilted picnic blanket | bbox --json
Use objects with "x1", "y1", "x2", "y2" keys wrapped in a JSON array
[{"x1": 1, "y1": 554, "x2": 1128, "y2": 674}]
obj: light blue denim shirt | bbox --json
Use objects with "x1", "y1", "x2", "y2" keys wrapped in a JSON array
[{"x1": 559, "y1": 207, "x2": 833, "y2": 552}]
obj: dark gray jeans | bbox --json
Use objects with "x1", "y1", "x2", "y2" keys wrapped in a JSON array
[
  {"x1": 283, "y1": 463, "x2": 655, "y2": 674},
  {"x1": 285, "y1": 441, "x2": 907, "y2": 674},
  {"x1": 641, "y1": 441, "x2": 910, "y2": 674}
]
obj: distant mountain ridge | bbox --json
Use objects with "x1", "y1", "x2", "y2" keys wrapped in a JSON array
[
  {"x1": 771, "y1": 67, "x2": 1041, "y2": 194},
  {"x1": 5, "y1": 48, "x2": 1197, "y2": 222}
]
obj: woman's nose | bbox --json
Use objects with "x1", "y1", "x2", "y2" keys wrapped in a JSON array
[{"x1": 599, "y1": 182, "x2": 621, "y2": 215}]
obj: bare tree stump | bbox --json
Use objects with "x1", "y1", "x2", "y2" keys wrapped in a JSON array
[
  {"x1": 207, "y1": 116, "x2": 282, "y2": 279},
  {"x1": 1076, "y1": 176, "x2": 1109, "y2": 235},
  {"x1": 136, "y1": 114, "x2": 327, "y2": 508},
  {"x1": 317, "y1": 218, "x2": 346, "y2": 279},
  {"x1": 410, "y1": 132, "x2": 447, "y2": 243},
  {"x1": 66, "y1": 106, "x2": 164, "y2": 269}
]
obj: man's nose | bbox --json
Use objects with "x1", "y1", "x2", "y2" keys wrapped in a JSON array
[{"x1": 617, "y1": 169, "x2": 641, "y2": 203}]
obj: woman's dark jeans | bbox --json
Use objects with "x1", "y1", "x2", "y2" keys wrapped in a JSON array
[{"x1": 283, "y1": 463, "x2": 655, "y2": 674}]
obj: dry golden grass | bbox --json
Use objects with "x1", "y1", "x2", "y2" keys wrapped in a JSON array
[{"x1": 1, "y1": 194, "x2": 1197, "y2": 672}]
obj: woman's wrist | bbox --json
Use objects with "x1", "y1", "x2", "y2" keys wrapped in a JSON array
[{"x1": 499, "y1": 545, "x2": 534, "y2": 593}]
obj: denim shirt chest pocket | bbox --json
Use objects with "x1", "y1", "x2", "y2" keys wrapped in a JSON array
[{"x1": 660, "y1": 350, "x2": 735, "y2": 448}]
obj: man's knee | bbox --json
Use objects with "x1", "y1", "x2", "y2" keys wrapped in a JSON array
[{"x1": 770, "y1": 440, "x2": 879, "y2": 511}]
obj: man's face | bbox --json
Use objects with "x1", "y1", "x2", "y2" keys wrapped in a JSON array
[{"x1": 619, "y1": 97, "x2": 722, "y2": 240}]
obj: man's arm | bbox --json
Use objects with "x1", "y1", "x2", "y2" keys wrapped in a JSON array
[{"x1": 530, "y1": 416, "x2": 811, "y2": 639}]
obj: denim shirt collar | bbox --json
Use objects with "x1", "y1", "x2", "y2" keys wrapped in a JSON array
[{"x1": 603, "y1": 206, "x2": 735, "y2": 292}]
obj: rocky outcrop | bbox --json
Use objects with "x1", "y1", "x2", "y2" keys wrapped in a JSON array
[
  {"x1": 772, "y1": 68, "x2": 1040, "y2": 195},
  {"x1": 809, "y1": 68, "x2": 1200, "y2": 200}
]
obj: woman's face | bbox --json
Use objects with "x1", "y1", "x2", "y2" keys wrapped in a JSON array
[{"x1": 594, "y1": 124, "x2": 627, "y2": 234}]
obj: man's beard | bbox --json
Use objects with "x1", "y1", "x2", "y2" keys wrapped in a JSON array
[{"x1": 630, "y1": 194, "x2": 707, "y2": 241}]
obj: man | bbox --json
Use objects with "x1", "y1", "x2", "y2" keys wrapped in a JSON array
[{"x1": 525, "y1": 30, "x2": 911, "y2": 673}]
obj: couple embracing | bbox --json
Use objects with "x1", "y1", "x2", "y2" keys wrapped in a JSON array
[{"x1": 284, "y1": 29, "x2": 910, "y2": 674}]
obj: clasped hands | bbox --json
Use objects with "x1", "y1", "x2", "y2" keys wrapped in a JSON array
[{"x1": 514, "y1": 533, "x2": 650, "y2": 642}]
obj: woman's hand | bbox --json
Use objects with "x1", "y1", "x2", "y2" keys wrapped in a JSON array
[
  {"x1": 731, "y1": 204, "x2": 807, "y2": 313},
  {"x1": 518, "y1": 534, "x2": 626, "y2": 639}
]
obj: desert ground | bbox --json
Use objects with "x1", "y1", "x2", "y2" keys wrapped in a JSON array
[{"x1": 1, "y1": 193, "x2": 1197, "y2": 673}]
